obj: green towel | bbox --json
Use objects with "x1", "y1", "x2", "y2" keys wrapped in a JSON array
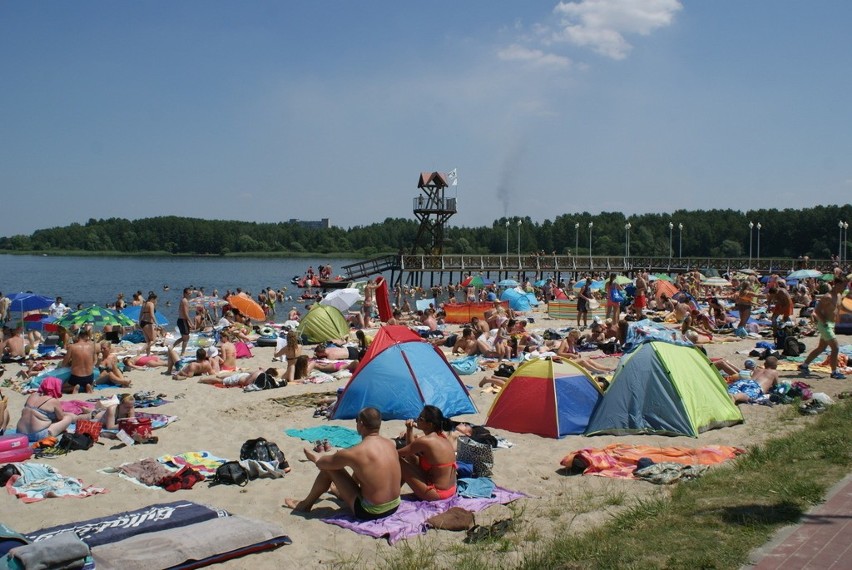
[{"x1": 285, "y1": 425, "x2": 361, "y2": 448}]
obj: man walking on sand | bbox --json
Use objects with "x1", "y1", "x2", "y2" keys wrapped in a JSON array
[
  {"x1": 799, "y1": 278, "x2": 847, "y2": 380},
  {"x1": 173, "y1": 288, "x2": 191, "y2": 356},
  {"x1": 284, "y1": 407, "x2": 401, "y2": 520}
]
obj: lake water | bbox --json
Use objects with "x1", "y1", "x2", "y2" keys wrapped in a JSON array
[{"x1": 0, "y1": 254, "x2": 359, "y2": 324}]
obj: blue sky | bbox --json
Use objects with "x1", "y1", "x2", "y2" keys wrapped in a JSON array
[{"x1": 2, "y1": 1, "x2": 851, "y2": 236}]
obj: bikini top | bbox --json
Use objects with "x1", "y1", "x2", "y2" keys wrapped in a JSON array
[
  {"x1": 417, "y1": 433, "x2": 457, "y2": 471},
  {"x1": 25, "y1": 399, "x2": 58, "y2": 422}
]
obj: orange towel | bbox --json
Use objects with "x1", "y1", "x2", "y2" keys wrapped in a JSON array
[{"x1": 560, "y1": 443, "x2": 745, "y2": 479}]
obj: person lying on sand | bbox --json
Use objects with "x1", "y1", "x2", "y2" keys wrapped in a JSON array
[
  {"x1": 169, "y1": 348, "x2": 215, "y2": 379},
  {"x1": 284, "y1": 407, "x2": 402, "y2": 521},
  {"x1": 197, "y1": 367, "x2": 280, "y2": 388},
  {"x1": 728, "y1": 356, "x2": 779, "y2": 403}
]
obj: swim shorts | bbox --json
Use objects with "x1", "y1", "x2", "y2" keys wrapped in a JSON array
[
  {"x1": 727, "y1": 379, "x2": 763, "y2": 400},
  {"x1": 68, "y1": 374, "x2": 94, "y2": 389},
  {"x1": 223, "y1": 373, "x2": 250, "y2": 387},
  {"x1": 176, "y1": 318, "x2": 190, "y2": 336},
  {"x1": 634, "y1": 294, "x2": 647, "y2": 309},
  {"x1": 816, "y1": 321, "x2": 836, "y2": 342},
  {"x1": 353, "y1": 496, "x2": 400, "y2": 521}
]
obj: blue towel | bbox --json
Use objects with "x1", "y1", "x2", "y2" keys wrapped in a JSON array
[
  {"x1": 457, "y1": 477, "x2": 496, "y2": 498},
  {"x1": 285, "y1": 425, "x2": 362, "y2": 448}
]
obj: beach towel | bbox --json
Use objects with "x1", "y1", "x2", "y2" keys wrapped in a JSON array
[
  {"x1": 559, "y1": 444, "x2": 745, "y2": 479},
  {"x1": 450, "y1": 355, "x2": 479, "y2": 376},
  {"x1": 8, "y1": 531, "x2": 91, "y2": 570},
  {"x1": 157, "y1": 451, "x2": 228, "y2": 478},
  {"x1": 235, "y1": 342, "x2": 253, "y2": 359},
  {"x1": 5, "y1": 462, "x2": 107, "y2": 503},
  {"x1": 324, "y1": 486, "x2": 527, "y2": 544},
  {"x1": 285, "y1": 425, "x2": 362, "y2": 448}
]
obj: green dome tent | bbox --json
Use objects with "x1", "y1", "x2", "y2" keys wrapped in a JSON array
[
  {"x1": 297, "y1": 304, "x2": 350, "y2": 343},
  {"x1": 585, "y1": 341, "x2": 743, "y2": 438}
]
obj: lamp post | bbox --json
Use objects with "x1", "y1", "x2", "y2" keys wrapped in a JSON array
[
  {"x1": 678, "y1": 223, "x2": 683, "y2": 258},
  {"x1": 844, "y1": 222, "x2": 849, "y2": 263},
  {"x1": 588, "y1": 222, "x2": 594, "y2": 269},
  {"x1": 748, "y1": 221, "x2": 754, "y2": 267},
  {"x1": 756, "y1": 223, "x2": 762, "y2": 261},
  {"x1": 505, "y1": 220, "x2": 509, "y2": 258},
  {"x1": 574, "y1": 223, "x2": 579, "y2": 263},
  {"x1": 668, "y1": 222, "x2": 674, "y2": 260},
  {"x1": 625, "y1": 222, "x2": 631, "y2": 267},
  {"x1": 517, "y1": 219, "x2": 522, "y2": 260},
  {"x1": 840, "y1": 221, "x2": 845, "y2": 261}
]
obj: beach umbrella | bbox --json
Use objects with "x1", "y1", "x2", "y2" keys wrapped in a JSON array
[
  {"x1": 819, "y1": 273, "x2": 835, "y2": 281},
  {"x1": 56, "y1": 306, "x2": 136, "y2": 329},
  {"x1": 320, "y1": 288, "x2": 363, "y2": 312},
  {"x1": 652, "y1": 273, "x2": 673, "y2": 282},
  {"x1": 461, "y1": 275, "x2": 492, "y2": 287},
  {"x1": 121, "y1": 305, "x2": 169, "y2": 326},
  {"x1": 614, "y1": 275, "x2": 633, "y2": 285},
  {"x1": 188, "y1": 295, "x2": 228, "y2": 309},
  {"x1": 786, "y1": 269, "x2": 822, "y2": 280},
  {"x1": 227, "y1": 294, "x2": 266, "y2": 321},
  {"x1": 533, "y1": 279, "x2": 548, "y2": 287},
  {"x1": 702, "y1": 277, "x2": 732, "y2": 287},
  {"x1": 7, "y1": 292, "x2": 54, "y2": 313},
  {"x1": 498, "y1": 279, "x2": 519, "y2": 287},
  {"x1": 573, "y1": 280, "x2": 605, "y2": 291},
  {"x1": 654, "y1": 280, "x2": 680, "y2": 304}
]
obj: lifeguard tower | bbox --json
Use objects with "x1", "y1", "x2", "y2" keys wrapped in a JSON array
[{"x1": 411, "y1": 171, "x2": 457, "y2": 255}]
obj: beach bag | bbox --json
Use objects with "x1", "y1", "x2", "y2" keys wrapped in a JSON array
[
  {"x1": 493, "y1": 363, "x2": 515, "y2": 378},
  {"x1": 118, "y1": 417, "x2": 153, "y2": 440},
  {"x1": 234, "y1": 342, "x2": 253, "y2": 359},
  {"x1": 58, "y1": 432, "x2": 94, "y2": 452},
  {"x1": 783, "y1": 336, "x2": 806, "y2": 357},
  {"x1": 611, "y1": 289, "x2": 625, "y2": 303},
  {"x1": 74, "y1": 419, "x2": 103, "y2": 442},
  {"x1": 252, "y1": 372, "x2": 282, "y2": 390},
  {"x1": 240, "y1": 437, "x2": 286, "y2": 468},
  {"x1": 456, "y1": 436, "x2": 493, "y2": 478},
  {"x1": 210, "y1": 461, "x2": 249, "y2": 487}
]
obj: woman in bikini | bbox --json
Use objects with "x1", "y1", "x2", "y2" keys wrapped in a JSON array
[
  {"x1": 292, "y1": 354, "x2": 357, "y2": 381},
  {"x1": 555, "y1": 330, "x2": 615, "y2": 374},
  {"x1": 15, "y1": 377, "x2": 78, "y2": 442},
  {"x1": 397, "y1": 405, "x2": 457, "y2": 501},
  {"x1": 140, "y1": 292, "x2": 158, "y2": 356},
  {"x1": 92, "y1": 392, "x2": 136, "y2": 429},
  {"x1": 274, "y1": 330, "x2": 302, "y2": 383}
]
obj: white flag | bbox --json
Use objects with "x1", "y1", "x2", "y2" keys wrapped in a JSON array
[{"x1": 447, "y1": 168, "x2": 458, "y2": 186}]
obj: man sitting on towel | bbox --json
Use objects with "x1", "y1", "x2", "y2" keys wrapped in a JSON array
[{"x1": 284, "y1": 407, "x2": 402, "y2": 521}]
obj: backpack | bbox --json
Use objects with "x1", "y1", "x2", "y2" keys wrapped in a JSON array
[
  {"x1": 210, "y1": 461, "x2": 249, "y2": 487},
  {"x1": 240, "y1": 437, "x2": 286, "y2": 468},
  {"x1": 494, "y1": 363, "x2": 515, "y2": 378},
  {"x1": 58, "y1": 432, "x2": 94, "y2": 452},
  {"x1": 253, "y1": 372, "x2": 282, "y2": 390},
  {"x1": 783, "y1": 335, "x2": 805, "y2": 357}
]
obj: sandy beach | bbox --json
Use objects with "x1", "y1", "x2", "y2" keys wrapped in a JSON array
[{"x1": 2, "y1": 308, "x2": 849, "y2": 569}]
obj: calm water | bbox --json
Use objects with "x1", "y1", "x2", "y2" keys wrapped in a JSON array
[{"x1": 0, "y1": 254, "x2": 357, "y2": 324}]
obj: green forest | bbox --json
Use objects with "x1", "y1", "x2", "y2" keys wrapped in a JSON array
[{"x1": 1, "y1": 204, "x2": 850, "y2": 260}]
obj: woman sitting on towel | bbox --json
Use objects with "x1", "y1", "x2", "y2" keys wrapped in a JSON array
[
  {"x1": 397, "y1": 405, "x2": 457, "y2": 501},
  {"x1": 92, "y1": 393, "x2": 136, "y2": 429},
  {"x1": 16, "y1": 377, "x2": 79, "y2": 442}
]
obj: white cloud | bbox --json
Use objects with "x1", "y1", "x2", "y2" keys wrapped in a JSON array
[
  {"x1": 497, "y1": 44, "x2": 572, "y2": 68},
  {"x1": 553, "y1": 0, "x2": 682, "y2": 60}
]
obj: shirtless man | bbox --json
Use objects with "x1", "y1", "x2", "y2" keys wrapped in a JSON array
[
  {"x1": 768, "y1": 285, "x2": 793, "y2": 332},
  {"x1": 470, "y1": 316, "x2": 489, "y2": 336},
  {"x1": 728, "y1": 356, "x2": 780, "y2": 403},
  {"x1": 633, "y1": 271, "x2": 648, "y2": 318},
  {"x1": 170, "y1": 348, "x2": 215, "y2": 380},
  {"x1": 198, "y1": 367, "x2": 280, "y2": 387},
  {"x1": 173, "y1": 288, "x2": 191, "y2": 356},
  {"x1": 315, "y1": 344, "x2": 360, "y2": 361},
  {"x1": 62, "y1": 330, "x2": 97, "y2": 394},
  {"x1": 284, "y1": 407, "x2": 401, "y2": 521},
  {"x1": 362, "y1": 278, "x2": 377, "y2": 328},
  {"x1": 452, "y1": 328, "x2": 479, "y2": 356},
  {"x1": 95, "y1": 342, "x2": 131, "y2": 387},
  {"x1": 799, "y1": 279, "x2": 847, "y2": 379},
  {"x1": 1, "y1": 327, "x2": 27, "y2": 362}
]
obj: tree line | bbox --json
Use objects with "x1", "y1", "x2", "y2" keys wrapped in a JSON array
[{"x1": 0, "y1": 204, "x2": 849, "y2": 260}]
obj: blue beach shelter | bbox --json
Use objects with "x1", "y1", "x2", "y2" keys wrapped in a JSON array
[
  {"x1": 500, "y1": 288, "x2": 534, "y2": 312},
  {"x1": 329, "y1": 325, "x2": 477, "y2": 421}
]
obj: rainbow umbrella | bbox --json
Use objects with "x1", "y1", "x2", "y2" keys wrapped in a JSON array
[
  {"x1": 461, "y1": 275, "x2": 492, "y2": 287},
  {"x1": 56, "y1": 306, "x2": 136, "y2": 329}
]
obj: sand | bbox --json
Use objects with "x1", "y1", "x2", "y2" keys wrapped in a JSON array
[{"x1": 1, "y1": 311, "x2": 848, "y2": 569}]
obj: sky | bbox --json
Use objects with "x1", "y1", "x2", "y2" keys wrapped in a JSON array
[{"x1": 2, "y1": 1, "x2": 851, "y2": 237}]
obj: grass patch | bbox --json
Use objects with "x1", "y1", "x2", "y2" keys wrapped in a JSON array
[{"x1": 377, "y1": 399, "x2": 851, "y2": 570}]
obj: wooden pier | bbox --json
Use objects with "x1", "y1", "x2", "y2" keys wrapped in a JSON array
[{"x1": 339, "y1": 254, "x2": 832, "y2": 287}]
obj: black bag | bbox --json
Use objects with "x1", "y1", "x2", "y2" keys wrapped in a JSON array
[
  {"x1": 210, "y1": 461, "x2": 249, "y2": 486},
  {"x1": 783, "y1": 335, "x2": 804, "y2": 357},
  {"x1": 494, "y1": 363, "x2": 515, "y2": 378},
  {"x1": 58, "y1": 432, "x2": 94, "y2": 452},
  {"x1": 253, "y1": 372, "x2": 282, "y2": 390},
  {"x1": 240, "y1": 437, "x2": 286, "y2": 467}
]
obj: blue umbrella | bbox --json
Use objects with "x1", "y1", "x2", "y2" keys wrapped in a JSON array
[
  {"x1": 121, "y1": 305, "x2": 170, "y2": 326},
  {"x1": 533, "y1": 279, "x2": 548, "y2": 287},
  {"x1": 7, "y1": 292, "x2": 54, "y2": 313},
  {"x1": 498, "y1": 279, "x2": 519, "y2": 287},
  {"x1": 573, "y1": 280, "x2": 605, "y2": 291}
]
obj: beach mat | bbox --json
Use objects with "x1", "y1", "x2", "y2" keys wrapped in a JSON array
[
  {"x1": 91, "y1": 514, "x2": 291, "y2": 570},
  {"x1": 324, "y1": 486, "x2": 526, "y2": 544}
]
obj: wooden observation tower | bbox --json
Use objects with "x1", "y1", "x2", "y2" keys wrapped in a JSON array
[{"x1": 411, "y1": 171, "x2": 457, "y2": 255}]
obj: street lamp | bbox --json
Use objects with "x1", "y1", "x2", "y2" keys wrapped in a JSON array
[
  {"x1": 575, "y1": 222, "x2": 580, "y2": 262},
  {"x1": 625, "y1": 222, "x2": 631, "y2": 266},
  {"x1": 840, "y1": 221, "x2": 845, "y2": 261},
  {"x1": 668, "y1": 222, "x2": 674, "y2": 260},
  {"x1": 844, "y1": 222, "x2": 849, "y2": 263},
  {"x1": 678, "y1": 223, "x2": 683, "y2": 258},
  {"x1": 517, "y1": 219, "x2": 522, "y2": 259},
  {"x1": 588, "y1": 222, "x2": 594, "y2": 269},
  {"x1": 748, "y1": 221, "x2": 754, "y2": 267},
  {"x1": 505, "y1": 220, "x2": 509, "y2": 257},
  {"x1": 756, "y1": 223, "x2": 762, "y2": 261}
]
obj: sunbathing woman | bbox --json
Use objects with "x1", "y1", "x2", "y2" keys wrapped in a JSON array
[
  {"x1": 274, "y1": 330, "x2": 302, "y2": 383},
  {"x1": 397, "y1": 405, "x2": 457, "y2": 501},
  {"x1": 198, "y1": 367, "x2": 280, "y2": 387},
  {"x1": 92, "y1": 393, "x2": 136, "y2": 429},
  {"x1": 555, "y1": 330, "x2": 615, "y2": 374},
  {"x1": 292, "y1": 355, "x2": 357, "y2": 381},
  {"x1": 122, "y1": 353, "x2": 169, "y2": 370},
  {"x1": 15, "y1": 377, "x2": 79, "y2": 442}
]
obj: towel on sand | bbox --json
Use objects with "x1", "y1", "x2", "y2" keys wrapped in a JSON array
[
  {"x1": 325, "y1": 486, "x2": 526, "y2": 544},
  {"x1": 5, "y1": 463, "x2": 107, "y2": 503},
  {"x1": 8, "y1": 531, "x2": 90, "y2": 570},
  {"x1": 560, "y1": 444, "x2": 745, "y2": 479},
  {"x1": 285, "y1": 426, "x2": 361, "y2": 448}
]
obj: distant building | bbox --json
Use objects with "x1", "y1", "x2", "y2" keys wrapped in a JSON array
[{"x1": 288, "y1": 218, "x2": 331, "y2": 229}]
